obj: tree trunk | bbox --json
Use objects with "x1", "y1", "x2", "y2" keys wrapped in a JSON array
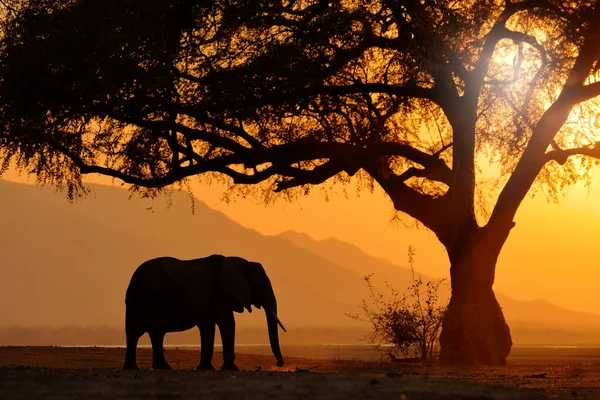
[{"x1": 439, "y1": 232, "x2": 512, "y2": 365}]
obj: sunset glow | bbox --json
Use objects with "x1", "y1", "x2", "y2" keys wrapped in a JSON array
[{"x1": 4, "y1": 0, "x2": 600, "y2": 386}]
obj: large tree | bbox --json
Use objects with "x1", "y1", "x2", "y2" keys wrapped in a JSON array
[{"x1": 2, "y1": 0, "x2": 600, "y2": 364}]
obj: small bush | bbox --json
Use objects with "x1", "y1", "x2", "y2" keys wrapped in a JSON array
[{"x1": 348, "y1": 246, "x2": 448, "y2": 362}]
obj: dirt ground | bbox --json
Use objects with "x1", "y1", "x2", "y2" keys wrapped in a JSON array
[{"x1": 1, "y1": 347, "x2": 599, "y2": 399}]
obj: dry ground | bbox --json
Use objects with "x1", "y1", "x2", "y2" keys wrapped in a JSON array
[{"x1": 1, "y1": 347, "x2": 599, "y2": 399}]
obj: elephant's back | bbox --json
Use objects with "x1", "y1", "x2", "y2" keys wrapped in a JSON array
[
  {"x1": 125, "y1": 257, "x2": 176, "y2": 305},
  {"x1": 124, "y1": 255, "x2": 224, "y2": 305}
]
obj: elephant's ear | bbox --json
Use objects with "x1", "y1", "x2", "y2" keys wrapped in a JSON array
[{"x1": 219, "y1": 257, "x2": 252, "y2": 313}]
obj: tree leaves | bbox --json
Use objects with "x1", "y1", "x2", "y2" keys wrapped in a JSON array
[{"x1": 0, "y1": 0, "x2": 599, "y2": 228}]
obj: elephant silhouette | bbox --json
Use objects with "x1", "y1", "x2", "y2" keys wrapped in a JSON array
[{"x1": 122, "y1": 254, "x2": 285, "y2": 371}]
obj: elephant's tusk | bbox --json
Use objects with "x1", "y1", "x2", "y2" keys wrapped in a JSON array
[{"x1": 272, "y1": 311, "x2": 287, "y2": 333}]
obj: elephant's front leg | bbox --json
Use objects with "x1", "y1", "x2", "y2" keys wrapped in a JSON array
[
  {"x1": 197, "y1": 321, "x2": 216, "y2": 371},
  {"x1": 217, "y1": 311, "x2": 239, "y2": 371}
]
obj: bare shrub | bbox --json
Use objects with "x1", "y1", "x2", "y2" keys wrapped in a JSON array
[{"x1": 348, "y1": 246, "x2": 448, "y2": 362}]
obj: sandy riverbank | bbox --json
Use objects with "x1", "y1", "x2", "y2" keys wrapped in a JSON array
[{"x1": 1, "y1": 346, "x2": 599, "y2": 399}]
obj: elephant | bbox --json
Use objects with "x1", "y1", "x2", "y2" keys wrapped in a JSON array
[{"x1": 122, "y1": 254, "x2": 286, "y2": 371}]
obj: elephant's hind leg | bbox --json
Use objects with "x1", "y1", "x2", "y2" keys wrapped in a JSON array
[
  {"x1": 123, "y1": 309, "x2": 142, "y2": 370},
  {"x1": 123, "y1": 330, "x2": 141, "y2": 370},
  {"x1": 149, "y1": 331, "x2": 172, "y2": 370}
]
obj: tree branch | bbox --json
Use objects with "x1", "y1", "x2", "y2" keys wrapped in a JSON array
[
  {"x1": 317, "y1": 83, "x2": 435, "y2": 101},
  {"x1": 489, "y1": 2, "x2": 600, "y2": 231},
  {"x1": 378, "y1": 143, "x2": 453, "y2": 185},
  {"x1": 573, "y1": 81, "x2": 600, "y2": 104},
  {"x1": 105, "y1": 111, "x2": 250, "y2": 154},
  {"x1": 274, "y1": 161, "x2": 348, "y2": 192},
  {"x1": 363, "y1": 159, "x2": 451, "y2": 241},
  {"x1": 545, "y1": 142, "x2": 600, "y2": 165}
]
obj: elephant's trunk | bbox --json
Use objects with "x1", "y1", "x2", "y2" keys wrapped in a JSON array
[{"x1": 265, "y1": 306, "x2": 284, "y2": 367}]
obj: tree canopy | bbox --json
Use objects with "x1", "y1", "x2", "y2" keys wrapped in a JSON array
[
  {"x1": 2, "y1": 0, "x2": 600, "y2": 364},
  {"x1": 2, "y1": 1, "x2": 599, "y2": 230}
]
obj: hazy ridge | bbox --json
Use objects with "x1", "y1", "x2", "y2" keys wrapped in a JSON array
[
  {"x1": 278, "y1": 231, "x2": 600, "y2": 329},
  {"x1": 1, "y1": 179, "x2": 600, "y2": 346}
]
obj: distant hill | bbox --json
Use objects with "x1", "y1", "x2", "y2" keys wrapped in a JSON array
[
  {"x1": 495, "y1": 295, "x2": 600, "y2": 329},
  {"x1": 2, "y1": 179, "x2": 600, "y2": 347},
  {"x1": 278, "y1": 231, "x2": 600, "y2": 329},
  {"x1": 0, "y1": 180, "x2": 369, "y2": 328},
  {"x1": 278, "y1": 231, "x2": 416, "y2": 290}
]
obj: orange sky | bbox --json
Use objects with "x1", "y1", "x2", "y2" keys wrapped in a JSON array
[
  {"x1": 187, "y1": 175, "x2": 600, "y2": 315},
  {"x1": 4, "y1": 167, "x2": 600, "y2": 315}
]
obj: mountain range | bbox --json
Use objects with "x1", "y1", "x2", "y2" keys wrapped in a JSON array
[{"x1": 1, "y1": 179, "x2": 600, "y2": 345}]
